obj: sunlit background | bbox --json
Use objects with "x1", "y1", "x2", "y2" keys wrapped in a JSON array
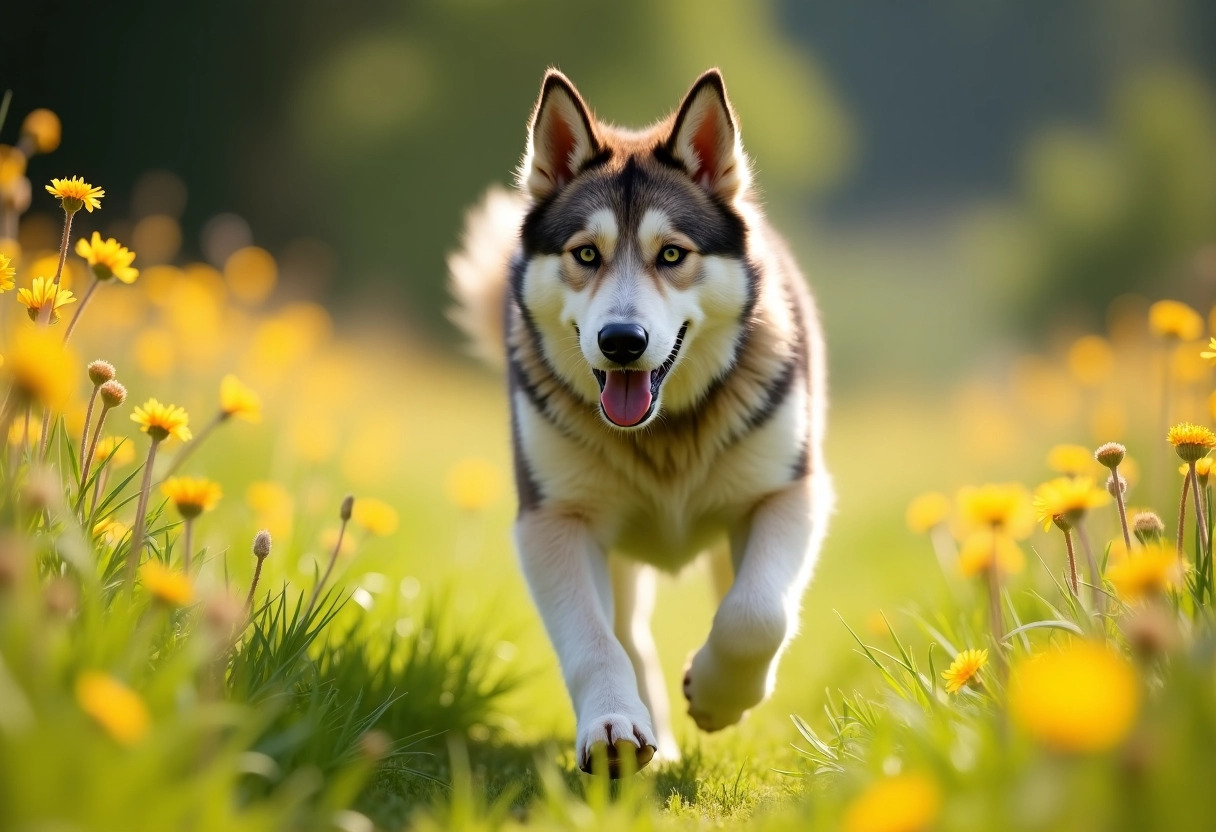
[{"x1": 5, "y1": 1, "x2": 1216, "y2": 825}]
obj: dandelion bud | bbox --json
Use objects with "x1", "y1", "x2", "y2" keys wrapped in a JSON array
[
  {"x1": 87, "y1": 360, "x2": 116, "y2": 386},
  {"x1": 253, "y1": 530, "x2": 272, "y2": 560},
  {"x1": 1133, "y1": 512, "x2": 1165, "y2": 545},
  {"x1": 1106, "y1": 473, "x2": 1126, "y2": 497},
  {"x1": 1095, "y1": 442, "x2": 1126, "y2": 469},
  {"x1": 1051, "y1": 514, "x2": 1073, "y2": 532},
  {"x1": 358, "y1": 730, "x2": 391, "y2": 762},
  {"x1": 340, "y1": 494, "x2": 354, "y2": 522},
  {"x1": 99, "y1": 380, "x2": 127, "y2": 409}
]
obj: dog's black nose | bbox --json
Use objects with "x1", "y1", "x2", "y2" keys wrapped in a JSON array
[{"x1": 598, "y1": 323, "x2": 648, "y2": 364}]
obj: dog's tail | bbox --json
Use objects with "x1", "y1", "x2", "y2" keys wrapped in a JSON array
[{"x1": 447, "y1": 186, "x2": 527, "y2": 369}]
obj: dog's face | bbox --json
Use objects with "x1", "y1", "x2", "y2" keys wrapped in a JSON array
[{"x1": 515, "y1": 70, "x2": 755, "y2": 430}]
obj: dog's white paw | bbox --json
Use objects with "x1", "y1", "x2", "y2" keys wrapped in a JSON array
[
  {"x1": 682, "y1": 645, "x2": 770, "y2": 732},
  {"x1": 576, "y1": 713, "x2": 657, "y2": 777}
]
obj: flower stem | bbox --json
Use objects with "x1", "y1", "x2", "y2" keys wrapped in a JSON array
[
  {"x1": 77, "y1": 404, "x2": 113, "y2": 515},
  {"x1": 1111, "y1": 463, "x2": 1132, "y2": 551},
  {"x1": 1177, "y1": 473, "x2": 1191, "y2": 558},
  {"x1": 986, "y1": 564, "x2": 1005, "y2": 676},
  {"x1": 246, "y1": 555, "x2": 266, "y2": 611},
  {"x1": 183, "y1": 519, "x2": 194, "y2": 573},
  {"x1": 1189, "y1": 462, "x2": 1209, "y2": 583},
  {"x1": 161, "y1": 413, "x2": 221, "y2": 480},
  {"x1": 304, "y1": 516, "x2": 348, "y2": 621},
  {"x1": 62, "y1": 280, "x2": 98, "y2": 344},
  {"x1": 39, "y1": 209, "x2": 75, "y2": 327},
  {"x1": 1063, "y1": 528, "x2": 1079, "y2": 596},
  {"x1": 79, "y1": 386, "x2": 100, "y2": 474},
  {"x1": 126, "y1": 438, "x2": 162, "y2": 592}
]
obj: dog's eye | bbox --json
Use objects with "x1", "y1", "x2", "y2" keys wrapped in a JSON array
[
  {"x1": 658, "y1": 246, "x2": 687, "y2": 266},
  {"x1": 572, "y1": 245, "x2": 600, "y2": 266}
]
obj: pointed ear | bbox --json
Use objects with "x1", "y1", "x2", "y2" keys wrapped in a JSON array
[
  {"x1": 520, "y1": 70, "x2": 600, "y2": 201},
  {"x1": 664, "y1": 70, "x2": 749, "y2": 200}
]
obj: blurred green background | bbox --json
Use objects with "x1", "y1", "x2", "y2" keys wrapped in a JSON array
[{"x1": 9, "y1": 0, "x2": 1216, "y2": 392}]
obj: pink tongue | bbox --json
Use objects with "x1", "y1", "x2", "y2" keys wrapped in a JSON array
[{"x1": 600, "y1": 370, "x2": 653, "y2": 427}]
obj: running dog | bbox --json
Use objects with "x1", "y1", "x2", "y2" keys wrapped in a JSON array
[{"x1": 448, "y1": 68, "x2": 832, "y2": 775}]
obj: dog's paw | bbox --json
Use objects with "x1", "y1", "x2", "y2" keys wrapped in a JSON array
[
  {"x1": 576, "y1": 713, "x2": 657, "y2": 777},
  {"x1": 682, "y1": 645, "x2": 770, "y2": 733}
]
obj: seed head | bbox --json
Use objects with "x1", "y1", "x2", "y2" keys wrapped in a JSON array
[
  {"x1": 340, "y1": 494, "x2": 354, "y2": 522},
  {"x1": 1094, "y1": 442, "x2": 1126, "y2": 469},
  {"x1": 1106, "y1": 473, "x2": 1126, "y2": 497},
  {"x1": 252, "y1": 530, "x2": 272, "y2": 560},
  {"x1": 87, "y1": 360, "x2": 116, "y2": 386},
  {"x1": 99, "y1": 380, "x2": 127, "y2": 409},
  {"x1": 1132, "y1": 512, "x2": 1165, "y2": 545}
]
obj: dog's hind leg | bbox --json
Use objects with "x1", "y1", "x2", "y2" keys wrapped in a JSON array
[{"x1": 612, "y1": 558, "x2": 679, "y2": 761}]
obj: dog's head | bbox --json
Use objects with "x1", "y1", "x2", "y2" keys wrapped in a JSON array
[{"x1": 514, "y1": 69, "x2": 755, "y2": 430}]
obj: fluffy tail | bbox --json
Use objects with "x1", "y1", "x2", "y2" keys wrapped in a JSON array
[{"x1": 447, "y1": 186, "x2": 527, "y2": 368}]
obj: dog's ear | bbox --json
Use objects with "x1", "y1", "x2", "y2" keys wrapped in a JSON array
[
  {"x1": 664, "y1": 70, "x2": 749, "y2": 200},
  {"x1": 521, "y1": 70, "x2": 600, "y2": 201}
]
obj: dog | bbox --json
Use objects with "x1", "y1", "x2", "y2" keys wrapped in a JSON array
[{"x1": 448, "y1": 68, "x2": 832, "y2": 776}]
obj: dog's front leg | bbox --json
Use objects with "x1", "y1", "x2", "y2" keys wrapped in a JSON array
[
  {"x1": 683, "y1": 476, "x2": 827, "y2": 731},
  {"x1": 515, "y1": 508, "x2": 658, "y2": 774}
]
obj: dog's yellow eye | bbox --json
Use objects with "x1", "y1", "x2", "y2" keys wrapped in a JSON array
[
  {"x1": 573, "y1": 245, "x2": 600, "y2": 266},
  {"x1": 659, "y1": 246, "x2": 686, "y2": 265}
]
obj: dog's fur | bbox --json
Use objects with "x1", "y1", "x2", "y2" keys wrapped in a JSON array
[{"x1": 449, "y1": 69, "x2": 832, "y2": 775}]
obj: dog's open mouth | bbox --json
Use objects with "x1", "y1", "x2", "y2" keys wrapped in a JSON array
[{"x1": 592, "y1": 324, "x2": 687, "y2": 427}]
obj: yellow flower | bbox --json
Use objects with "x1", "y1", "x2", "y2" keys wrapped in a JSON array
[
  {"x1": 1167, "y1": 422, "x2": 1216, "y2": 462},
  {"x1": 320, "y1": 526, "x2": 358, "y2": 558},
  {"x1": 445, "y1": 458, "x2": 503, "y2": 512},
  {"x1": 3, "y1": 327, "x2": 77, "y2": 406},
  {"x1": 956, "y1": 483, "x2": 1033, "y2": 537},
  {"x1": 22, "y1": 109, "x2": 62, "y2": 155},
  {"x1": 843, "y1": 772, "x2": 941, "y2": 832},
  {"x1": 905, "y1": 492, "x2": 951, "y2": 534},
  {"x1": 351, "y1": 497, "x2": 399, "y2": 536},
  {"x1": 138, "y1": 560, "x2": 194, "y2": 606},
  {"x1": 0, "y1": 252, "x2": 14, "y2": 292},
  {"x1": 1106, "y1": 543, "x2": 1180, "y2": 602},
  {"x1": 131, "y1": 398, "x2": 192, "y2": 443},
  {"x1": 1032, "y1": 477, "x2": 1109, "y2": 531},
  {"x1": 75, "y1": 672, "x2": 149, "y2": 746},
  {"x1": 46, "y1": 176, "x2": 105, "y2": 213},
  {"x1": 219, "y1": 374, "x2": 262, "y2": 422},
  {"x1": 941, "y1": 648, "x2": 988, "y2": 694},
  {"x1": 1009, "y1": 641, "x2": 1140, "y2": 753},
  {"x1": 17, "y1": 276, "x2": 77, "y2": 323},
  {"x1": 1202, "y1": 337, "x2": 1216, "y2": 365},
  {"x1": 1149, "y1": 299, "x2": 1203, "y2": 340},
  {"x1": 1067, "y1": 335, "x2": 1114, "y2": 386},
  {"x1": 75, "y1": 232, "x2": 138, "y2": 283},
  {"x1": 160, "y1": 477, "x2": 222, "y2": 520},
  {"x1": 957, "y1": 528, "x2": 1025, "y2": 576},
  {"x1": 1046, "y1": 444, "x2": 1097, "y2": 476},
  {"x1": 92, "y1": 518, "x2": 129, "y2": 546},
  {"x1": 93, "y1": 436, "x2": 135, "y2": 466}
]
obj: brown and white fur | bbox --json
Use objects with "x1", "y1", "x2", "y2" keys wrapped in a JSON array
[{"x1": 449, "y1": 69, "x2": 832, "y2": 775}]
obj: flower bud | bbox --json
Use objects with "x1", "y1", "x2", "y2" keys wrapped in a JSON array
[
  {"x1": 1132, "y1": 512, "x2": 1165, "y2": 545},
  {"x1": 87, "y1": 360, "x2": 116, "y2": 386},
  {"x1": 1106, "y1": 473, "x2": 1126, "y2": 497},
  {"x1": 99, "y1": 380, "x2": 127, "y2": 409},
  {"x1": 1094, "y1": 442, "x2": 1126, "y2": 469},
  {"x1": 253, "y1": 530, "x2": 272, "y2": 560},
  {"x1": 340, "y1": 495, "x2": 354, "y2": 522}
]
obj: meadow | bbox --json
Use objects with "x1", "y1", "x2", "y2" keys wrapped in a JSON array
[{"x1": 3, "y1": 106, "x2": 1216, "y2": 832}]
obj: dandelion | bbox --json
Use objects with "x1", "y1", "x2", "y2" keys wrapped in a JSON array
[
  {"x1": 446, "y1": 458, "x2": 503, "y2": 512},
  {"x1": 138, "y1": 560, "x2": 194, "y2": 606},
  {"x1": 161, "y1": 477, "x2": 222, "y2": 571},
  {"x1": 65, "y1": 234, "x2": 139, "y2": 343},
  {"x1": 246, "y1": 530, "x2": 272, "y2": 610},
  {"x1": 17, "y1": 276, "x2": 77, "y2": 323},
  {"x1": 1034, "y1": 477, "x2": 1109, "y2": 598},
  {"x1": 941, "y1": 648, "x2": 988, "y2": 694},
  {"x1": 842, "y1": 772, "x2": 941, "y2": 832},
  {"x1": 2, "y1": 327, "x2": 76, "y2": 411},
  {"x1": 1047, "y1": 444, "x2": 1097, "y2": 477},
  {"x1": 92, "y1": 518, "x2": 129, "y2": 547},
  {"x1": 45, "y1": 176, "x2": 104, "y2": 214},
  {"x1": 1096, "y1": 442, "x2": 1132, "y2": 548},
  {"x1": 305, "y1": 495, "x2": 354, "y2": 619},
  {"x1": 163, "y1": 375, "x2": 259, "y2": 477},
  {"x1": 75, "y1": 672, "x2": 149, "y2": 746},
  {"x1": 1106, "y1": 543, "x2": 1180, "y2": 603},
  {"x1": 957, "y1": 529, "x2": 1025, "y2": 577},
  {"x1": 351, "y1": 497, "x2": 399, "y2": 536},
  {"x1": 127, "y1": 399, "x2": 191, "y2": 589},
  {"x1": 957, "y1": 483, "x2": 1031, "y2": 660},
  {"x1": 1149, "y1": 299, "x2": 1203, "y2": 341},
  {"x1": 1202, "y1": 337, "x2": 1216, "y2": 365},
  {"x1": 1168, "y1": 422, "x2": 1214, "y2": 569},
  {"x1": 1009, "y1": 641, "x2": 1140, "y2": 753},
  {"x1": 0, "y1": 252, "x2": 14, "y2": 292}
]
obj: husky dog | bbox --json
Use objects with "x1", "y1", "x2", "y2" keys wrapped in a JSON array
[{"x1": 449, "y1": 68, "x2": 832, "y2": 775}]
